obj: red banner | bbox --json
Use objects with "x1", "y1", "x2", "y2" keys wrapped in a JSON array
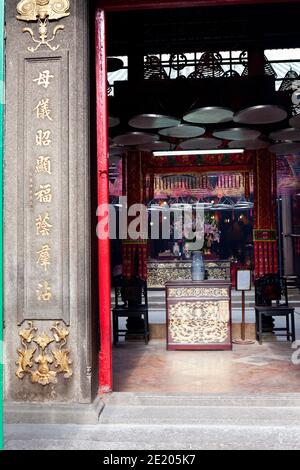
[{"x1": 253, "y1": 150, "x2": 278, "y2": 278}]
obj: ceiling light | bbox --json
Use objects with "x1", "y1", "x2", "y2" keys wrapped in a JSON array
[{"x1": 152, "y1": 149, "x2": 245, "y2": 157}]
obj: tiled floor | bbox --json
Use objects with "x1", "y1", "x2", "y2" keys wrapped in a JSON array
[{"x1": 113, "y1": 339, "x2": 300, "y2": 393}]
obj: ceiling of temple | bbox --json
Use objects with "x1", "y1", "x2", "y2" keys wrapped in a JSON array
[{"x1": 107, "y1": 3, "x2": 300, "y2": 55}]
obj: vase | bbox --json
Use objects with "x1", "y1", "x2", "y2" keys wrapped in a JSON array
[{"x1": 192, "y1": 251, "x2": 205, "y2": 281}]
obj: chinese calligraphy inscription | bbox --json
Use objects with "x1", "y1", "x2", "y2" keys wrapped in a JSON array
[{"x1": 18, "y1": 53, "x2": 69, "y2": 325}]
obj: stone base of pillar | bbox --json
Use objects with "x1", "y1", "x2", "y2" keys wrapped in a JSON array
[{"x1": 5, "y1": 396, "x2": 104, "y2": 425}]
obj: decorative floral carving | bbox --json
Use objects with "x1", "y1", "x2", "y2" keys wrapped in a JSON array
[
  {"x1": 169, "y1": 301, "x2": 229, "y2": 344},
  {"x1": 34, "y1": 331, "x2": 54, "y2": 350},
  {"x1": 147, "y1": 261, "x2": 230, "y2": 288},
  {"x1": 19, "y1": 321, "x2": 38, "y2": 343},
  {"x1": 32, "y1": 354, "x2": 56, "y2": 385},
  {"x1": 168, "y1": 287, "x2": 228, "y2": 298},
  {"x1": 51, "y1": 322, "x2": 69, "y2": 345},
  {"x1": 16, "y1": 0, "x2": 70, "y2": 52},
  {"x1": 16, "y1": 347, "x2": 37, "y2": 379},
  {"x1": 16, "y1": 321, "x2": 73, "y2": 386},
  {"x1": 52, "y1": 349, "x2": 72, "y2": 378}
]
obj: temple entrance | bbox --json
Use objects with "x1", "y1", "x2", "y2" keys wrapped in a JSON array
[{"x1": 96, "y1": 1, "x2": 300, "y2": 393}]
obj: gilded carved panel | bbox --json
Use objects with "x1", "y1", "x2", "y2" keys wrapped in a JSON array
[
  {"x1": 148, "y1": 261, "x2": 230, "y2": 288},
  {"x1": 168, "y1": 288, "x2": 229, "y2": 298},
  {"x1": 169, "y1": 301, "x2": 230, "y2": 344}
]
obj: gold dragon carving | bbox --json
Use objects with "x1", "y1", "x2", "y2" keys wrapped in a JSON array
[
  {"x1": 16, "y1": 321, "x2": 73, "y2": 386},
  {"x1": 16, "y1": 0, "x2": 70, "y2": 52}
]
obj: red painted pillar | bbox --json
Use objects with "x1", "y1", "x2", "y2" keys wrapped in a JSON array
[{"x1": 95, "y1": 9, "x2": 113, "y2": 393}]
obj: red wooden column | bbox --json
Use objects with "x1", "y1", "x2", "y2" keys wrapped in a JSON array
[
  {"x1": 253, "y1": 149, "x2": 278, "y2": 278},
  {"x1": 95, "y1": 9, "x2": 112, "y2": 393}
]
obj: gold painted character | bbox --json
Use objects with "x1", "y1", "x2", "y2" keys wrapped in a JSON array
[
  {"x1": 34, "y1": 98, "x2": 53, "y2": 121},
  {"x1": 35, "y1": 156, "x2": 52, "y2": 175},
  {"x1": 36, "y1": 130, "x2": 51, "y2": 147},
  {"x1": 36, "y1": 280, "x2": 52, "y2": 302},
  {"x1": 35, "y1": 184, "x2": 52, "y2": 203},
  {"x1": 37, "y1": 244, "x2": 51, "y2": 272},
  {"x1": 33, "y1": 70, "x2": 54, "y2": 89},
  {"x1": 35, "y1": 212, "x2": 53, "y2": 236}
]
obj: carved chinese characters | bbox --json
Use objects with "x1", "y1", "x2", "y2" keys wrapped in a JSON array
[
  {"x1": 16, "y1": 53, "x2": 70, "y2": 384},
  {"x1": 33, "y1": 66, "x2": 54, "y2": 305},
  {"x1": 17, "y1": 53, "x2": 69, "y2": 326}
]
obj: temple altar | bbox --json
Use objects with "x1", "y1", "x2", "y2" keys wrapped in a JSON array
[
  {"x1": 148, "y1": 259, "x2": 231, "y2": 288},
  {"x1": 166, "y1": 280, "x2": 232, "y2": 350}
]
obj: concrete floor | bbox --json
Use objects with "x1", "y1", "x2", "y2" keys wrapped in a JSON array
[
  {"x1": 113, "y1": 291, "x2": 300, "y2": 394},
  {"x1": 113, "y1": 339, "x2": 300, "y2": 394}
]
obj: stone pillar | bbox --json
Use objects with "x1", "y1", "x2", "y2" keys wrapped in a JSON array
[{"x1": 4, "y1": 0, "x2": 100, "y2": 423}]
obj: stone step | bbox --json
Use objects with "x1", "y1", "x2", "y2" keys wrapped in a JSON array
[
  {"x1": 5, "y1": 395, "x2": 300, "y2": 450},
  {"x1": 99, "y1": 393, "x2": 300, "y2": 428},
  {"x1": 99, "y1": 405, "x2": 300, "y2": 426},
  {"x1": 101, "y1": 392, "x2": 300, "y2": 408},
  {"x1": 5, "y1": 422, "x2": 300, "y2": 450}
]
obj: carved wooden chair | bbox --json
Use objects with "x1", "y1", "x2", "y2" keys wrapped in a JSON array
[
  {"x1": 255, "y1": 274, "x2": 295, "y2": 344},
  {"x1": 112, "y1": 276, "x2": 149, "y2": 345}
]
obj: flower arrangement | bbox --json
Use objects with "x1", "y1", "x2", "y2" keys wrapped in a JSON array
[
  {"x1": 203, "y1": 215, "x2": 220, "y2": 254},
  {"x1": 172, "y1": 211, "x2": 220, "y2": 256},
  {"x1": 205, "y1": 220, "x2": 220, "y2": 243}
]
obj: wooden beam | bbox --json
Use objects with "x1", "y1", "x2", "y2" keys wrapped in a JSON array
[{"x1": 97, "y1": 0, "x2": 299, "y2": 12}]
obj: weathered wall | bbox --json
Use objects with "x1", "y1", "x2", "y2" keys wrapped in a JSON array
[{"x1": 4, "y1": 0, "x2": 96, "y2": 405}]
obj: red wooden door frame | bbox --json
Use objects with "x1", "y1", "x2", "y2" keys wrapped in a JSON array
[
  {"x1": 95, "y1": 0, "x2": 292, "y2": 393},
  {"x1": 97, "y1": 0, "x2": 298, "y2": 12},
  {"x1": 95, "y1": 9, "x2": 113, "y2": 393}
]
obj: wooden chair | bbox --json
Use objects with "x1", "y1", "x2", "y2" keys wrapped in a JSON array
[
  {"x1": 112, "y1": 276, "x2": 149, "y2": 345},
  {"x1": 255, "y1": 274, "x2": 295, "y2": 344}
]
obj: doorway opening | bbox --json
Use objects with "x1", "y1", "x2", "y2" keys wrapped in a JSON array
[{"x1": 96, "y1": 1, "x2": 300, "y2": 393}]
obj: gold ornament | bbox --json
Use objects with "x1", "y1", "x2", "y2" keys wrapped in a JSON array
[
  {"x1": 16, "y1": 321, "x2": 73, "y2": 386},
  {"x1": 16, "y1": 0, "x2": 70, "y2": 52},
  {"x1": 169, "y1": 301, "x2": 229, "y2": 344}
]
